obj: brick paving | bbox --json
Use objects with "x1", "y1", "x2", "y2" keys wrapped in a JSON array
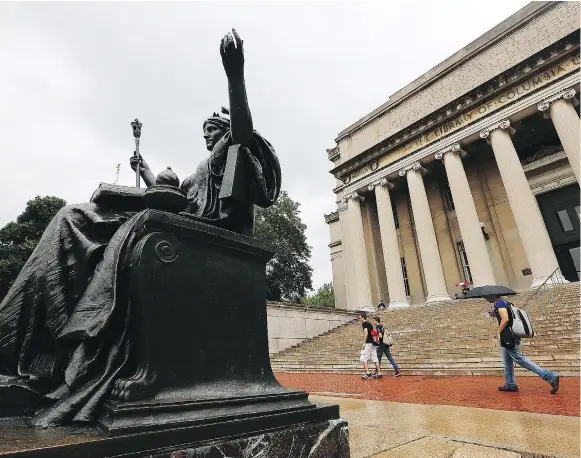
[{"x1": 275, "y1": 372, "x2": 580, "y2": 417}]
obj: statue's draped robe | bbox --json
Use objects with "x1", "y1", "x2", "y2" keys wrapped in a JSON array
[{"x1": 0, "y1": 130, "x2": 280, "y2": 426}]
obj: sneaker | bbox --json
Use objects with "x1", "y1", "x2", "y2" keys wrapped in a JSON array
[
  {"x1": 362, "y1": 373, "x2": 373, "y2": 380},
  {"x1": 550, "y1": 375, "x2": 560, "y2": 395},
  {"x1": 372, "y1": 373, "x2": 383, "y2": 379},
  {"x1": 394, "y1": 370, "x2": 402, "y2": 377},
  {"x1": 498, "y1": 385, "x2": 519, "y2": 392}
]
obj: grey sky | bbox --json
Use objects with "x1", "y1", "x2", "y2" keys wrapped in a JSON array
[{"x1": 0, "y1": 1, "x2": 530, "y2": 291}]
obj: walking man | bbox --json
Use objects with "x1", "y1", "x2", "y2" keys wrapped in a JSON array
[
  {"x1": 374, "y1": 317, "x2": 401, "y2": 377},
  {"x1": 359, "y1": 312, "x2": 380, "y2": 379},
  {"x1": 485, "y1": 294, "x2": 560, "y2": 394}
]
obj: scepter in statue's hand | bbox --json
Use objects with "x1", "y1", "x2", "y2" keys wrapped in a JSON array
[{"x1": 131, "y1": 118, "x2": 142, "y2": 188}]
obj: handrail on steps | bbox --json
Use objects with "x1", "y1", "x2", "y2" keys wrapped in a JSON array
[{"x1": 522, "y1": 267, "x2": 567, "y2": 315}]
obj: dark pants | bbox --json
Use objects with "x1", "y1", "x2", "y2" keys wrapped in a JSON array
[{"x1": 377, "y1": 344, "x2": 399, "y2": 371}]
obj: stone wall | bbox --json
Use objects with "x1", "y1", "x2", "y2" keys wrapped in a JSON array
[{"x1": 266, "y1": 303, "x2": 357, "y2": 354}]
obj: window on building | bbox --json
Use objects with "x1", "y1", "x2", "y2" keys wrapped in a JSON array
[
  {"x1": 557, "y1": 209, "x2": 574, "y2": 232},
  {"x1": 457, "y1": 241, "x2": 473, "y2": 284},
  {"x1": 392, "y1": 199, "x2": 399, "y2": 229},
  {"x1": 444, "y1": 186, "x2": 455, "y2": 212},
  {"x1": 400, "y1": 257, "x2": 410, "y2": 296}
]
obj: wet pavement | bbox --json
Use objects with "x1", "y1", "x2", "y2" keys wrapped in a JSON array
[
  {"x1": 277, "y1": 373, "x2": 580, "y2": 417},
  {"x1": 309, "y1": 395, "x2": 581, "y2": 458}
]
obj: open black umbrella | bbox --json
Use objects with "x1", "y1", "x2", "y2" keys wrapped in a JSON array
[{"x1": 462, "y1": 285, "x2": 517, "y2": 298}]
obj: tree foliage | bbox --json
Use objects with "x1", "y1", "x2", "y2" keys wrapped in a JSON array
[
  {"x1": 0, "y1": 196, "x2": 67, "y2": 301},
  {"x1": 303, "y1": 282, "x2": 335, "y2": 308},
  {"x1": 254, "y1": 191, "x2": 313, "y2": 303}
]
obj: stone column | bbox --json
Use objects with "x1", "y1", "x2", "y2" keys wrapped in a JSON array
[
  {"x1": 538, "y1": 88, "x2": 580, "y2": 184},
  {"x1": 399, "y1": 163, "x2": 451, "y2": 302},
  {"x1": 345, "y1": 193, "x2": 374, "y2": 309},
  {"x1": 435, "y1": 145, "x2": 496, "y2": 287},
  {"x1": 480, "y1": 120, "x2": 567, "y2": 287},
  {"x1": 368, "y1": 179, "x2": 409, "y2": 308}
]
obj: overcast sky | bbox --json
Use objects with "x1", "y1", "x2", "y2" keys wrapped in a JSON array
[{"x1": 0, "y1": 0, "x2": 530, "y2": 291}]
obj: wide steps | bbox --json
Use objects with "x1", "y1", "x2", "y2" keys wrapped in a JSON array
[{"x1": 271, "y1": 282, "x2": 580, "y2": 376}]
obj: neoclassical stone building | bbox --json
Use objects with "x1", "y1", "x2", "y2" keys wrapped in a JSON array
[{"x1": 325, "y1": 2, "x2": 580, "y2": 310}]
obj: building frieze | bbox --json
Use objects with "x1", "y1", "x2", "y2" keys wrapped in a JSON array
[
  {"x1": 339, "y1": 69, "x2": 580, "y2": 196},
  {"x1": 330, "y1": 32, "x2": 580, "y2": 184}
]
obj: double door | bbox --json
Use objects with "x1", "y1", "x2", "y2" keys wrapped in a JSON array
[{"x1": 537, "y1": 185, "x2": 580, "y2": 281}]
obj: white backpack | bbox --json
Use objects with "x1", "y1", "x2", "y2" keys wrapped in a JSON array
[{"x1": 508, "y1": 302, "x2": 535, "y2": 338}]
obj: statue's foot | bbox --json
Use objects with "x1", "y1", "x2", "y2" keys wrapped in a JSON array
[{"x1": 110, "y1": 369, "x2": 158, "y2": 402}]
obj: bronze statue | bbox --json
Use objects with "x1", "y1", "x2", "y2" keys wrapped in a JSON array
[{"x1": 0, "y1": 29, "x2": 280, "y2": 427}]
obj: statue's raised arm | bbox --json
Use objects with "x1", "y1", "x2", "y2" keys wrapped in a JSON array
[{"x1": 221, "y1": 29, "x2": 253, "y2": 146}]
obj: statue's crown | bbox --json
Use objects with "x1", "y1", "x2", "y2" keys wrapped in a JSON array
[{"x1": 212, "y1": 107, "x2": 230, "y2": 119}]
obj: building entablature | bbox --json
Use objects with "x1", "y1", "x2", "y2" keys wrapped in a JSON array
[
  {"x1": 330, "y1": 31, "x2": 580, "y2": 186},
  {"x1": 333, "y1": 50, "x2": 580, "y2": 195}
]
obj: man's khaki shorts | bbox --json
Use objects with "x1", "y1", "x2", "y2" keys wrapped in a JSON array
[{"x1": 360, "y1": 343, "x2": 379, "y2": 363}]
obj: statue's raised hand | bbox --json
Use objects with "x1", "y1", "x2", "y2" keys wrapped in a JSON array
[
  {"x1": 221, "y1": 29, "x2": 244, "y2": 81},
  {"x1": 129, "y1": 152, "x2": 150, "y2": 174},
  {"x1": 129, "y1": 152, "x2": 156, "y2": 187}
]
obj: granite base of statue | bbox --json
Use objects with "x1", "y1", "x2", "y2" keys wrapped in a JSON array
[
  {"x1": 0, "y1": 181, "x2": 349, "y2": 457},
  {"x1": 0, "y1": 27, "x2": 350, "y2": 456}
]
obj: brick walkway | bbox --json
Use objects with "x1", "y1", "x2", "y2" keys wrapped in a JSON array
[{"x1": 275, "y1": 373, "x2": 580, "y2": 417}]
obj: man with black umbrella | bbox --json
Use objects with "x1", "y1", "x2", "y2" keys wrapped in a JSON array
[{"x1": 470, "y1": 286, "x2": 561, "y2": 394}]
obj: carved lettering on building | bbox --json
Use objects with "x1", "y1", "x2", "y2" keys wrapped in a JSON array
[{"x1": 343, "y1": 55, "x2": 580, "y2": 185}]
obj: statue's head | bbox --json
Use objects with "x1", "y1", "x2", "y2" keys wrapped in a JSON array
[{"x1": 203, "y1": 108, "x2": 230, "y2": 151}]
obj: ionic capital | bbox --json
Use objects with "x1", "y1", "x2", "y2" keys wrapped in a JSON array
[
  {"x1": 344, "y1": 192, "x2": 365, "y2": 204},
  {"x1": 537, "y1": 88, "x2": 578, "y2": 117},
  {"x1": 479, "y1": 119, "x2": 515, "y2": 141},
  {"x1": 434, "y1": 143, "x2": 466, "y2": 161},
  {"x1": 398, "y1": 162, "x2": 424, "y2": 177},
  {"x1": 368, "y1": 178, "x2": 394, "y2": 192}
]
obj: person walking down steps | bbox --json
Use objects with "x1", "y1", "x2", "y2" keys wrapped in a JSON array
[{"x1": 374, "y1": 316, "x2": 401, "y2": 377}]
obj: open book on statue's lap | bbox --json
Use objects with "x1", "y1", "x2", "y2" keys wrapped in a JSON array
[{"x1": 90, "y1": 183, "x2": 146, "y2": 212}]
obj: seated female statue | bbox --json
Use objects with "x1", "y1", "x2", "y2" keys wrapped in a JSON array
[{"x1": 0, "y1": 29, "x2": 280, "y2": 426}]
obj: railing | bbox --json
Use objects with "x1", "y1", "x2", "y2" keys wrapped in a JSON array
[{"x1": 521, "y1": 267, "x2": 568, "y2": 318}]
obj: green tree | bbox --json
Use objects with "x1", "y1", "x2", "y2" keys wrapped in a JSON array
[
  {"x1": 0, "y1": 196, "x2": 67, "y2": 301},
  {"x1": 255, "y1": 190, "x2": 313, "y2": 303},
  {"x1": 303, "y1": 282, "x2": 335, "y2": 308}
]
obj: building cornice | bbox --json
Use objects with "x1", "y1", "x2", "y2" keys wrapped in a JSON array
[
  {"x1": 330, "y1": 33, "x2": 579, "y2": 178},
  {"x1": 324, "y1": 211, "x2": 339, "y2": 224}
]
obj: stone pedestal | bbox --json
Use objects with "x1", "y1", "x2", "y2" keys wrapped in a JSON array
[
  {"x1": 0, "y1": 211, "x2": 349, "y2": 457},
  {"x1": 0, "y1": 414, "x2": 349, "y2": 458}
]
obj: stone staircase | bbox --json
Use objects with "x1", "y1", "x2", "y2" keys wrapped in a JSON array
[{"x1": 271, "y1": 282, "x2": 580, "y2": 376}]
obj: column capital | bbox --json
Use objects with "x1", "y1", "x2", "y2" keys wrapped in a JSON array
[
  {"x1": 368, "y1": 178, "x2": 394, "y2": 192},
  {"x1": 434, "y1": 143, "x2": 466, "y2": 160},
  {"x1": 398, "y1": 162, "x2": 424, "y2": 177},
  {"x1": 344, "y1": 192, "x2": 365, "y2": 203},
  {"x1": 479, "y1": 119, "x2": 515, "y2": 140},
  {"x1": 537, "y1": 88, "x2": 579, "y2": 117}
]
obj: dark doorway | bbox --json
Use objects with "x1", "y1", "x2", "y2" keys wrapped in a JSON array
[{"x1": 537, "y1": 185, "x2": 580, "y2": 281}]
